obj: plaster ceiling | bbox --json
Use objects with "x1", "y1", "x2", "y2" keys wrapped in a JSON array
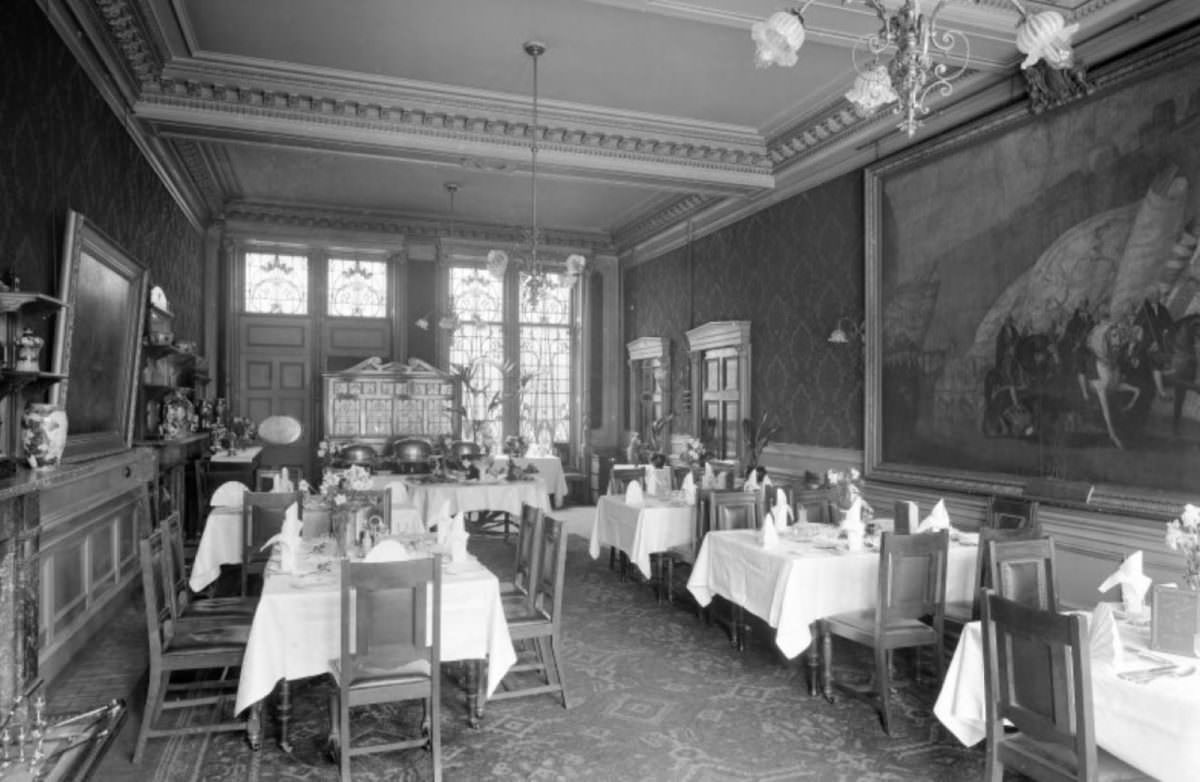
[{"x1": 56, "y1": 0, "x2": 1194, "y2": 254}]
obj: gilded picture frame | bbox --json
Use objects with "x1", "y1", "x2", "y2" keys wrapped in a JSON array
[
  {"x1": 865, "y1": 28, "x2": 1200, "y2": 517},
  {"x1": 50, "y1": 210, "x2": 149, "y2": 462}
]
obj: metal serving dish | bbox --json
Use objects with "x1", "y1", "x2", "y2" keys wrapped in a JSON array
[
  {"x1": 448, "y1": 440, "x2": 481, "y2": 464},
  {"x1": 339, "y1": 443, "x2": 377, "y2": 466},
  {"x1": 389, "y1": 437, "x2": 433, "y2": 463}
]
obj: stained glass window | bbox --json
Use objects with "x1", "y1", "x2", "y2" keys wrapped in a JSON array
[
  {"x1": 327, "y1": 258, "x2": 387, "y2": 317},
  {"x1": 519, "y1": 273, "x2": 573, "y2": 448},
  {"x1": 245, "y1": 252, "x2": 308, "y2": 314},
  {"x1": 448, "y1": 267, "x2": 505, "y2": 446}
]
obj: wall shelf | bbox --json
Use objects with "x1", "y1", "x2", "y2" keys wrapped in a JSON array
[{"x1": 0, "y1": 370, "x2": 67, "y2": 399}]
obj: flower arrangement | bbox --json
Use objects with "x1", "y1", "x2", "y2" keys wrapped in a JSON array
[
  {"x1": 315, "y1": 464, "x2": 374, "y2": 509},
  {"x1": 502, "y1": 434, "x2": 530, "y2": 458},
  {"x1": 1165, "y1": 504, "x2": 1200, "y2": 590},
  {"x1": 826, "y1": 468, "x2": 872, "y2": 514},
  {"x1": 679, "y1": 437, "x2": 713, "y2": 467}
]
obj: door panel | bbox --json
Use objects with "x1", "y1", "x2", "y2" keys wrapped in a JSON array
[{"x1": 237, "y1": 315, "x2": 314, "y2": 484}]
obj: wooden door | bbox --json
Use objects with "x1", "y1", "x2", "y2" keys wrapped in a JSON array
[
  {"x1": 701, "y1": 347, "x2": 741, "y2": 460},
  {"x1": 236, "y1": 315, "x2": 314, "y2": 483}
]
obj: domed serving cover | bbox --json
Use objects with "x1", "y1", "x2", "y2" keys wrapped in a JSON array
[
  {"x1": 340, "y1": 443, "x2": 377, "y2": 465},
  {"x1": 389, "y1": 437, "x2": 432, "y2": 463}
]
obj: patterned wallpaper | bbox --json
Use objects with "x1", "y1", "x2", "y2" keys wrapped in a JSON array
[
  {"x1": 0, "y1": 3, "x2": 203, "y2": 343},
  {"x1": 625, "y1": 172, "x2": 864, "y2": 449}
]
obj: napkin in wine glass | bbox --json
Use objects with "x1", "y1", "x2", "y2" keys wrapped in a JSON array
[{"x1": 624, "y1": 480, "x2": 645, "y2": 507}]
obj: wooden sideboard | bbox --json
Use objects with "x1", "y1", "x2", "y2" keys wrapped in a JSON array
[
  {"x1": 0, "y1": 449, "x2": 155, "y2": 702},
  {"x1": 322, "y1": 357, "x2": 461, "y2": 455}
]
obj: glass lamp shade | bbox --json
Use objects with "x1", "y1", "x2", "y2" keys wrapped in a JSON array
[
  {"x1": 1016, "y1": 11, "x2": 1078, "y2": 70},
  {"x1": 486, "y1": 249, "x2": 509, "y2": 280},
  {"x1": 752, "y1": 11, "x2": 805, "y2": 69},
  {"x1": 845, "y1": 63, "x2": 898, "y2": 114}
]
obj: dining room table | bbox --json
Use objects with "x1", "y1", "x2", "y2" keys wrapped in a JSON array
[
  {"x1": 933, "y1": 607, "x2": 1200, "y2": 782},
  {"x1": 188, "y1": 505, "x2": 243, "y2": 592},
  {"x1": 587, "y1": 493, "x2": 695, "y2": 581},
  {"x1": 233, "y1": 537, "x2": 518, "y2": 751},
  {"x1": 492, "y1": 454, "x2": 568, "y2": 507},
  {"x1": 370, "y1": 473, "x2": 551, "y2": 528},
  {"x1": 686, "y1": 524, "x2": 978, "y2": 691}
]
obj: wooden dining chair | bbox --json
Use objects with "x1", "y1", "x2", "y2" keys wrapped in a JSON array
[
  {"x1": 989, "y1": 536, "x2": 1059, "y2": 612},
  {"x1": 240, "y1": 491, "x2": 304, "y2": 597},
  {"x1": 707, "y1": 490, "x2": 763, "y2": 649},
  {"x1": 501, "y1": 503, "x2": 545, "y2": 601},
  {"x1": 980, "y1": 590, "x2": 1152, "y2": 782},
  {"x1": 134, "y1": 529, "x2": 249, "y2": 763},
  {"x1": 606, "y1": 466, "x2": 644, "y2": 573},
  {"x1": 495, "y1": 516, "x2": 569, "y2": 707},
  {"x1": 945, "y1": 524, "x2": 1046, "y2": 629},
  {"x1": 328, "y1": 556, "x2": 442, "y2": 781},
  {"x1": 820, "y1": 530, "x2": 949, "y2": 735},
  {"x1": 986, "y1": 495, "x2": 1040, "y2": 530},
  {"x1": 158, "y1": 511, "x2": 256, "y2": 622},
  {"x1": 660, "y1": 486, "x2": 716, "y2": 611}
]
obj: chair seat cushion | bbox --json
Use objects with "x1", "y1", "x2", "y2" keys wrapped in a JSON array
[
  {"x1": 1000, "y1": 733, "x2": 1153, "y2": 781},
  {"x1": 331, "y1": 655, "x2": 432, "y2": 689},
  {"x1": 824, "y1": 610, "x2": 937, "y2": 647},
  {"x1": 165, "y1": 626, "x2": 249, "y2": 654}
]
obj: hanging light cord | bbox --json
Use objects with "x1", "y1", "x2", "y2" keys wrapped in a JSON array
[{"x1": 529, "y1": 45, "x2": 541, "y2": 266}]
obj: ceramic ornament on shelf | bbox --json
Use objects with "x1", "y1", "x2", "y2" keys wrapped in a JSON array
[
  {"x1": 22, "y1": 403, "x2": 67, "y2": 469},
  {"x1": 14, "y1": 327, "x2": 43, "y2": 372}
]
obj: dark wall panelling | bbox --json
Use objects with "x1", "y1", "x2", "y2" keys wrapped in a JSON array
[
  {"x1": 0, "y1": 3, "x2": 203, "y2": 347},
  {"x1": 625, "y1": 172, "x2": 865, "y2": 450}
]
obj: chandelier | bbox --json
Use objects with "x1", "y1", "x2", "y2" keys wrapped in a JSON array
[
  {"x1": 752, "y1": 0, "x2": 1079, "y2": 137},
  {"x1": 487, "y1": 41, "x2": 586, "y2": 306}
]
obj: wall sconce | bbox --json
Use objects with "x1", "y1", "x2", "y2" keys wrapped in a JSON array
[{"x1": 827, "y1": 317, "x2": 865, "y2": 345}]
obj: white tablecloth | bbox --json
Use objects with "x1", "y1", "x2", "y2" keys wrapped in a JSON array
[
  {"x1": 934, "y1": 615, "x2": 1200, "y2": 782},
  {"x1": 686, "y1": 528, "x2": 977, "y2": 659},
  {"x1": 587, "y1": 495, "x2": 695, "y2": 579},
  {"x1": 190, "y1": 507, "x2": 240, "y2": 592},
  {"x1": 234, "y1": 547, "x2": 517, "y2": 715},
  {"x1": 493, "y1": 456, "x2": 567, "y2": 507},
  {"x1": 210, "y1": 446, "x2": 262, "y2": 463},
  {"x1": 378, "y1": 476, "x2": 550, "y2": 527}
]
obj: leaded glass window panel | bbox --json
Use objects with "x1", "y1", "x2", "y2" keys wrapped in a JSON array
[
  {"x1": 448, "y1": 267, "x2": 505, "y2": 445},
  {"x1": 327, "y1": 258, "x2": 387, "y2": 317},
  {"x1": 245, "y1": 252, "x2": 308, "y2": 314},
  {"x1": 519, "y1": 272, "x2": 573, "y2": 449}
]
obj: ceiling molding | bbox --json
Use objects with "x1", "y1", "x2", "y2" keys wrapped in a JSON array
[
  {"x1": 611, "y1": 193, "x2": 723, "y2": 249},
  {"x1": 221, "y1": 201, "x2": 613, "y2": 253}
]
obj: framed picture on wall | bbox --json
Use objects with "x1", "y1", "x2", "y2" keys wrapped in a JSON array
[
  {"x1": 50, "y1": 210, "x2": 149, "y2": 462},
  {"x1": 864, "y1": 28, "x2": 1200, "y2": 517}
]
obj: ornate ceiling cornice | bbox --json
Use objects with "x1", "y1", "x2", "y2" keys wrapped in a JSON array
[
  {"x1": 221, "y1": 201, "x2": 612, "y2": 253},
  {"x1": 611, "y1": 193, "x2": 723, "y2": 250}
]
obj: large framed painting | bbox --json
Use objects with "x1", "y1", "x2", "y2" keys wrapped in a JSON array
[
  {"x1": 50, "y1": 211, "x2": 149, "y2": 462},
  {"x1": 865, "y1": 29, "x2": 1200, "y2": 517}
]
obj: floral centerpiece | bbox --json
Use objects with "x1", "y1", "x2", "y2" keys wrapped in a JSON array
[
  {"x1": 825, "y1": 468, "x2": 872, "y2": 514},
  {"x1": 314, "y1": 464, "x2": 374, "y2": 510},
  {"x1": 1165, "y1": 504, "x2": 1200, "y2": 590},
  {"x1": 679, "y1": 437, "x2": 713, "y2": 468},
  {"x1": 502, "y1": 434, "x2": 529, "y2": 458}
]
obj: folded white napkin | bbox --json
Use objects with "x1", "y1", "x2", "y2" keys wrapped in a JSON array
[
  {"x1": 770, "y1": 488, "x2": 792, "y2": 531},
  {"x1": 1099, "y1": 550, "x2": 1152, "y2": 616},
  {"x1": 624, "y1": 479, "x2": 645, "y2": 507},
  {"x1": 917, "y1": 498, "x2": 952, "y2": 533},
  {"x1": 273, "y1": 466, "x2": 292, "y2": 493},
  {"x1": 760, "y1": 512, "x2": 780, "y2": 548},
  {"x1": 743, "y1": 470, "x2": 759, "y2": 493},
  {"x1": 645, "y1": 465, "x2": 661, "y2": 498},
  {"x1": 681, "y1": 471, "x2": 697, "y2": 506},
  {"x1": 363, "y1": 539, "x2": 414, "y2": 562},
  {"x1": 428, "y1": 501, "x2": 453, "y2": 533},
  {"x1": 261, "y1": 502, "x2": 303, "y2": 573},
  {"x1": 436, "y1": 513, "x2": 470, "y2": 563},
  {"x1": 211, "y1": 480, "x2": 250, "y2": 508},
  {"x1": 701, "y1": 462, "x2": 715, "y2": 490},
  {"x1": 841, "y1": 497, "x2": 865, "y2": 531},
  {"x1": 1088, "y1": 601, "x2": 1124, "y2": 667}
]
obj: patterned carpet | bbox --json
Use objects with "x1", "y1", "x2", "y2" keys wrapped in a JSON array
[{"x1": 104, "y1": 533, "x2": 990, "y2": 781}]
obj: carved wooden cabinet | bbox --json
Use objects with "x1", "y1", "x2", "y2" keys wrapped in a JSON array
[{"x1": 322, "y1": 358, "x2": 461, "y2": 454}]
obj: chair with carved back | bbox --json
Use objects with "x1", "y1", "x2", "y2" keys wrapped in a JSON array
[
  {"x1": 820, "y1": 530, "x2": 949, "y2": 735},
  {"x1": 327, "y1": 555, "x2": 442, "y2": 781},
  {"x1": 988, "y1": 536, "x2": 1059, "y2": 612},
  {"x1": 986, "y1": 495, "x2": 1040, "y2": 531},
  {"x1": 980, "y1": 590, "x2": 1152, "y2": 782},
  {"x1": 158, "y1": 511, "x2": 256, "y2": 623},
  {"x1": 495, "y1": 516, "x2": 569, "y2": 707},
  {"x1": 240, "y1": 491, "x2": 304, "y2": 597},
  {"x1": 134, "y1": 529, "x2": 249, "y2": 763}
]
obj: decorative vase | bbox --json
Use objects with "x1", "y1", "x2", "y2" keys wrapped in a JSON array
[
  {"x1": 14, "y1": 328, "x2": 44, "y2": 372},
  {"x1": 158, "y1": 390, "x2": 195, "y2": 439},
  {"x1": 22, "y1": 403, "x2": 67, "y2": 469}
]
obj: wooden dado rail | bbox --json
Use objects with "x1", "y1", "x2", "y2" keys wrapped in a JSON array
[{"x1": 758, "y1": 443, "x2": 1177, "y2": 611}]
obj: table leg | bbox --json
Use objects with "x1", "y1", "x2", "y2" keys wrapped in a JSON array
[
  {"x1": 247, "y1": 702, "x2": 263, "y2": 750},
  {"x1": 807, "y1": 641, "x2": 819, "y2": 697},
  {"x1": 464, "y1": 661, "x2": 480, "y2": 729},
  {"x1": 278, "y1": 680, "x2": 293, "y2": 753},
  {"x1": 475, "y1": 660, "x2": 487, "y2": 722}
]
